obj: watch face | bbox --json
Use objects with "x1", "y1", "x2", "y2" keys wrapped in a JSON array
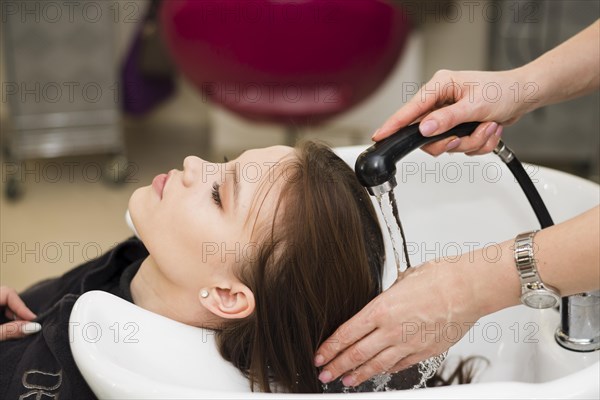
[{"x1": 523, "y1": 290, "x2": 559, "y2": 309}]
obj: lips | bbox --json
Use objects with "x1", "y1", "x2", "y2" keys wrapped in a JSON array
[{"x1": 152, "y1": 173, "x2": 168, "y2": 199}]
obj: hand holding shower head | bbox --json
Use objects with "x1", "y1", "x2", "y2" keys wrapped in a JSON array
[
  {"x1": 355, "y1": 122, "x2": 480, "y2": 196},
  {"x1": 354, "y1": 120, "x2": 596, "y2": 353}
]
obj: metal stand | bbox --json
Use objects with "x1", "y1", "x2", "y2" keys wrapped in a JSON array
[{"x1": 2, "y1": 1, "x2": 127, "y2": 200}]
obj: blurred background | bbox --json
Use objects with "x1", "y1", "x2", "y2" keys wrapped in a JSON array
[{"x1": 1, "y1": 0, "x2": 599, "y2": 291}]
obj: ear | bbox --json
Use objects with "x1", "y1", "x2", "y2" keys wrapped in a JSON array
[{"x1": 199, "y1": 282, "x2": 255, "y2": 320}]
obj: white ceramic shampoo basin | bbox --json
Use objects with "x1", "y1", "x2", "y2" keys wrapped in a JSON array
[{"x1": 70, "y1": 147, "x2": 600, "y2": 399}]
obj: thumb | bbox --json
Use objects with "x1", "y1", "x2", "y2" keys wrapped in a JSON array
[
  {"x1": 0, "y1": 321, "x2": 42, "y2": 341},
  {"x1": 418, "y1": 101, "x2": 474, "y2": 137}
]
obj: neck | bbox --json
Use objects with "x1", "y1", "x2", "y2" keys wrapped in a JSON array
[{"x1": 130, "y1": 256, "x2": 219, "y2": 327}]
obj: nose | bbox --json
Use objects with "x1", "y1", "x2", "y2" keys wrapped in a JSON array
[
  {"x1": 183, "y1": 155, "x2": 203, "y2": 170},
  {"x1": 183, "y1": 156, "x2": 218, "y2": 187}
]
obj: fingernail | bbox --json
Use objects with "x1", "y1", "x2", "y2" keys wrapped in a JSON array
[
  {"x1": 314, "y1": 354, "x2": 325, "y2": 366},
  {"x1": 318, "y1": 370, "x2": 332, "y2": 383},
  {"x1": 21, "y1": 322, "x2": 41, "y2": 335},
  {"x1": 495, "y1": 126, "x2": 504, "y2": 138},
  {"x1": 445, "y1": 137, "x2": 461, "y2": 151},
  {"x1": 485, "y1": 122, "x2": 498, "y2": 137},
  {"x1": 371, "y1": 129, "x2": 380, "y2": 140},
  {"x1": 342, "y1": 375, "x2": 356, "y2": 387},
  {"x1": 420, "y1": 120, "x2": 438, "y2": 136}
]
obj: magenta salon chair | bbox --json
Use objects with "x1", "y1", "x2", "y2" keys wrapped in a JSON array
[{"x1": 159, "y1": 0, "x2": 411, "y2": 142}]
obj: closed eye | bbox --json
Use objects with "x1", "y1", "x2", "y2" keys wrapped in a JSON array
[{"x1": 211, "y1": 182, "x2": 222, "y2": 208}]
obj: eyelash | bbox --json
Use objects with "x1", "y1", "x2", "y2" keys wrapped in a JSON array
[
  {"x1": 209, "y1": 156, "x2": 229, "y2": 209},
  {"x1": 211, "y1": 182, "x2": 222, "y2": 208}
]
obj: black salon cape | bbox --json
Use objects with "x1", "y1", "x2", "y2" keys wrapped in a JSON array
[{"x1": 0, "y1": 236, "x2": 147, "y2": 399}]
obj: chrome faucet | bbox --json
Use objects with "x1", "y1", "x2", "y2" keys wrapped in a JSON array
[
  {"x1": 556, "y1": 291, "x2": 600, "y2": 352},
  {"x1": 355, "y1": 122, "x2": 600, "y2": 353}
]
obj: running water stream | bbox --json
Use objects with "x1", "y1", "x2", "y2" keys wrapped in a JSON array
[
  {"x1": 369, "y1": 189, "x2": 447, "y2": 390},
  {"x1": 376, "y1": 190, "x2": 411, "y2": 273}
]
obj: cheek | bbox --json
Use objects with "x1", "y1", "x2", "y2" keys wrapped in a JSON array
[{"x1": 146, "y1": 200, "x2": 216, "y2": 266}]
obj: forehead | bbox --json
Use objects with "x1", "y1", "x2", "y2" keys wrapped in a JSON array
[
  {"x1": 234, "y1": 145, "x2": 296, "y2": 192},
  {"x1": 237, "y1": 145, "x2": 297, "y2": 237},
  {"x1": 239, "y1": 145, "x2": 294, "y2": 163}
]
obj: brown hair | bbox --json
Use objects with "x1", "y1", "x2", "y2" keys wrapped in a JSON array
[{"x1": 215, "y1": 140, "x2": 384, "y2": 392}]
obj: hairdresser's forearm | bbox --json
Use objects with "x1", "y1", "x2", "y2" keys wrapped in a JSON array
[
  {"x1": 535, "y1": 205, "x2": 600, "y2": 296},
  {"x1": 459, "y1": 205, "x2": 600, "y2": 316},
  {"x1": 518, "y1": 20, "x2": 600, "y2": 112}
]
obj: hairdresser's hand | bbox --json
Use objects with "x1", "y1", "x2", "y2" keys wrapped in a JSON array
[
  {"x1": 372, "y1": 68, "x2": 538, "y2": 156},
  {"x1": 313, "y1": 250, "x2": 518, "y2": 388},
  {"x1": 0, "y1": 286, "x2": 41, "y2": 341}
]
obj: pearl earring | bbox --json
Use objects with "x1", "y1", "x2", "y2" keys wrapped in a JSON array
[{"x1": 200, "y1": 289, "x2": 209, "y2": 299}]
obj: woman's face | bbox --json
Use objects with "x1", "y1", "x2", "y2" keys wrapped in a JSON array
[{"x1": 129, "y1": 145, "x2": 295, "y2": 298}]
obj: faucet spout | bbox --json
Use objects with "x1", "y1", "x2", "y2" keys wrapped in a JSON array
[{"x1": 355, "y1": 122, "x2": 479, "y2": 195}]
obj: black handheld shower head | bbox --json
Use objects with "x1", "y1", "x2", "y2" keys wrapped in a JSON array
[{"x1": 355, "y1": 122, "x2": 480, "y2": 194}]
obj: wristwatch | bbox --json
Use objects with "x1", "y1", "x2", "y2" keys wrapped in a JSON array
[{"x1": 513, "y1": 230, "x2": 561, "y2": 309}]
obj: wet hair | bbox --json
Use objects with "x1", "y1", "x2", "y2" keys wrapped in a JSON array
[
  {"x1": 215, "y1": 140, "x2": 383, "y2": 392},
  {"x1": 426, "y1": 356, "x2": 488, "y2": 387},
  {"x1": 214, "y1": 140, "x2": 482, "y2": 392}
]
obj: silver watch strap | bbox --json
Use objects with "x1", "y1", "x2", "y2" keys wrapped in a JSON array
[
  {"x1": 514, "y1": 230, "x2": 560, "y2": 295},
  {"x1": 514, "y1": 230, "x2": 542, "y2": 288}
]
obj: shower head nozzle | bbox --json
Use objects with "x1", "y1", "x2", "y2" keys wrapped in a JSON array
[{"x1": 355, "y1": 122, "x2": 480, "y2": 195}]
